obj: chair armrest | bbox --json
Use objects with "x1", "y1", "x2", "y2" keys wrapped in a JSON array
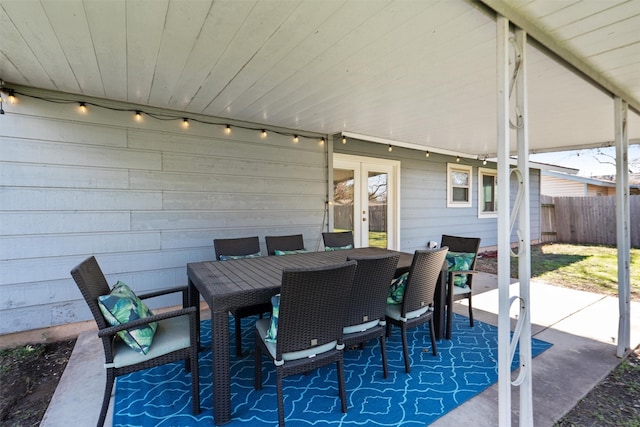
[
  {"x1": 137, "y1": 285, "x2": 188, "y2": 300},
  {"x1": 97, "y1": 306, "x2": 196, "y2": 338},
  {"x1": 447, "y1": 270, "x2": 479, "y2": 292}
]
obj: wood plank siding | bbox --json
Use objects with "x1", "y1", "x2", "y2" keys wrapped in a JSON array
[
  {"x1": 0, "y1": 91, "x2": 327, "y2": 334},
  {"x1": 1, "y1": 90, "x2": 540, "y2": 334}
]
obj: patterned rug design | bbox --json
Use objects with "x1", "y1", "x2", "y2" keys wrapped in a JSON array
[{"x1": 113, "y1": 314, "x2": 552, "y2": 426}]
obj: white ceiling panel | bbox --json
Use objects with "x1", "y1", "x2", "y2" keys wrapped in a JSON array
[{"x1": 1, "y1": 0, "x2": 638, "y2": 158}]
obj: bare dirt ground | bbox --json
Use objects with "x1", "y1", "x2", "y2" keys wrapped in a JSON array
[
  {"x1": 0, "y1": 247, "x2": 638, "y2": 426},
  {"x1": 0, "y1": 339, "x2": 75, "y2": 426}
]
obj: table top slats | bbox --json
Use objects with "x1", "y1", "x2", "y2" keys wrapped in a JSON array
[{"x1": 188, "y1": 248, "x2": 412, "y2": 311}]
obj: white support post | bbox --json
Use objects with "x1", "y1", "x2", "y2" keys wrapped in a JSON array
[
  {"x1": 614, "y1": 97, "x2": 631, "y2": 358},
  {"x1": 514, "y1": 27, "x2": 533, "y2": 426},
  {"x1": 496, "y1": 15, "x2": 512, "y2": 427}
]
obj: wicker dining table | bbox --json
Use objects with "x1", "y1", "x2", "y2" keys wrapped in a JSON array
[{"x1": 187, "y1": 247, "x2": 446, "y2": 425}]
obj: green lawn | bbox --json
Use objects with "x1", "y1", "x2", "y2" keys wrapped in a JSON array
[{"x1": 519, "y1": 244, "x2": 640, "y2": 301}]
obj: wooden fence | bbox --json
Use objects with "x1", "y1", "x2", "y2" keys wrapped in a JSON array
[
  {"x1": 541, "y1": 195, "x2": 640, "y2": 247},
  {"x1": 334, "y1": 204, "x2": 387, "y2": 232}
]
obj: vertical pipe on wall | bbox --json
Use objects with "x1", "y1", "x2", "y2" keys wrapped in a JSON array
[
  {"x1": 614, "y1": 97, "x2": 631, "y2": 357},
  {"x1": 496, "y1": 14, "x2": 512, "y2": 427}
]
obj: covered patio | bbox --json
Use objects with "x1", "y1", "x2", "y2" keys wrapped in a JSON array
[
  {"x1": 41, "y1": 271, "x2": 640, "y2": 426},
  {"x1": 1, "y1": 0, "x2": 639, "y2": 425}
]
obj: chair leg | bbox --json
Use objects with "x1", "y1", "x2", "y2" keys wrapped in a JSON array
[
  {"x1": 276, "y1": 369, "x2": 285, "y2": 427},
  {"x1": 379, "y1": 335, "x2": 389, "y2": 379},
  {"x1": 235, "y1": 315, "x2": 243, "y2": 357},
  {"x1": 191, "y1": 349, "x2": 201, "y2": 415},
  {"x1": 401, "y1": 324, "x2": 410, "y2": 374},
  {"x1": 468, "y1": 294, "x2": 474, "y2": 327},
  {"x1": 337, "y1": 358, "x2": 348, "y2": 413},
  {"x1": 98, "y1": 369, "x2": 115, "y2": 427},
  {"x1": 385, "y1": 322, "x2": 392, "y2": 338},
  {"x1": 429, "y1": 319, "x2": 438, "y2": 356}
]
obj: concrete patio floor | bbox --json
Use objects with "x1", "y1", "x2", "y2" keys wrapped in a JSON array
[{"x1": 41, "y1": 272, "x2": 640, "y2": 426}]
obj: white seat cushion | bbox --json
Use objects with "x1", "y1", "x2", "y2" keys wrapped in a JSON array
[
  {"x1": 111, "y1": 315, "x2": 191, "y2": 369},
  {"x1": 343, "y1": 319, "x2": 380, "y2": 335},
  {"x1": 256, "y1": 318, "x2": 337, "y2": 365},
  {"x1": 385, "y1": 304, "x2": 430, "y2": 322},
  {"x1": 452, "y1": 284, "x2": 471, "y2": 295}
]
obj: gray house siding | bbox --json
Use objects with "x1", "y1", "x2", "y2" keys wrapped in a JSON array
[
  {"x1": 1, "y1": 89, "x2": 541, "y2": 335},
  {"x1": 0, "y1": 90, "x2": 327, "y2": 334},
  {"x1": 334, "y1": 138, "x2": 541, "y2": 253}
]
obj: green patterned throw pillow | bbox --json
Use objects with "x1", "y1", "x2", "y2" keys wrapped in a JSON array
[
  {"x1": 324, "y1": 244, "x2": 353, "y2": 251},
  {"x1": 98, "y1": 281, "x2": 157, "y2": 355},
  {"x1": 445, "y1": 251, "x2": 476, "y2": 287},
  {"x1": 219, "y1": 252, "x2": 261, "y2": 260},
  {"x1": 387, "y1": 272, "x2": 408, "y2": 304},
  {"x1": 274, "y1": 249, "x2": 307, "y2": 256},
  {"x1": 265, "y1": 294, "x2": 280, "y2": 343}
]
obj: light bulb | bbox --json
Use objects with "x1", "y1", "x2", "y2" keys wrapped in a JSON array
[
  {"x1": 134, "y1": 111, "x2": 142, "y2": 122},
  {"x1": 342, "y1": 136, "x2": 347, "y2": 144},
  {"x1": 8, "y1": 92, "x2": 16, "y2": 104},
  {"x1": 225, "y1": 125, "x2": 231, "y2": 134},
  {"x1": 319, "y1": 138, "x2": 325, "y2": 145},
  {"x1": 182, "y1": 118, "x2": 189, "y2": 128},
  {"x1": 79, "y1": 102, "x2": 87, "y2": 113},
  {"x1": 261, "y1": 130, "x2": 267, "y2": 138},
  {"x1": 456, "y1": 156, "x2": 460, "y2": 163},
  {"x1": 483, "y1": 158, "x2": 487, "y2": 165},
  {"x1": 293, "y1": 135, "x2": 299, "y2": 143},
  {"x1": 388, "y1": 145, "x2": 393, "y2": 152},
  {"x1": 425, "y1": 151, "x2": 430, "y2": 158}
]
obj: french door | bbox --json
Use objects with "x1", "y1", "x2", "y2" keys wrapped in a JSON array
[{"x1": 332, "y1": 154, "x2": 400, "y2": 249}]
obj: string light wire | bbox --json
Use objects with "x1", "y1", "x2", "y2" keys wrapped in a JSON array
[{"x1": 0, "y1": 88, "x2": 328, "y2": 144}]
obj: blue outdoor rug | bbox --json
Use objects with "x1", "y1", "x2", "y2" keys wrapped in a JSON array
[{"x1": 113, "y1": 314, "x2": 551, "y2": 426}]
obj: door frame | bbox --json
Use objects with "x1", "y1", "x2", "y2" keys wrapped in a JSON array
[{"x1": 331, "y1": 153, "x2": 401, "y2": 250}]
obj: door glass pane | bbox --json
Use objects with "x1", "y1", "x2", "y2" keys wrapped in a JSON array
[
  {"x1": 368, "y1": 171, "x2": 387, "y2": 248},
  {"x1": 332, "y1": 169, "x2": 354, "y2": 233}
]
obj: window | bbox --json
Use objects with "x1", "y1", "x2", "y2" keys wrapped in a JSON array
[
  {"x1": 478, "y1": 167, "x2": 497, "y2": 218},
  {"x1": 447, "y1": 163, "x2": 472, "y2": 208}
]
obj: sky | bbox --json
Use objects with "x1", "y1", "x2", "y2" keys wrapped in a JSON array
[{"x1": 529, "y1": 144, "x2": 640, "y2": 178}]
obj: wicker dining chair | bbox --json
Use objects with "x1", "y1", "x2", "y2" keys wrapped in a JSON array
[
  {"x1": 344, "y1": 253, "x2": 400, "y2": 378},
  {"x1": 440, "y1": 234, "x2": 481, "y2": 339},
  {"x1": 265, "y1": 234, "x2": 305, "y2": 255},
  {"x1": 254, "y1": 261, "x2": 357, "y2": 426},
  {"x1": 322, "y1": 231, "x2": 355, "y2": 250},
  {"x1": 214, "y1": 236, "x2": 271, "y2": 357},
  {"x1": 385, "y1": 247, "x2": 448, "y2": 373},
  {"x1": 70, "y1": 256, "x2": 200, "y2": 427}
]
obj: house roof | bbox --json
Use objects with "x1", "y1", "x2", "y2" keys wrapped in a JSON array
[{"x1": 1, "y1": 0, "x2": 639, "y2": 158}]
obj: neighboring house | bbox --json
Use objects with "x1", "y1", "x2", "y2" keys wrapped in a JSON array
[
  {"x1": 541, "y1": 169, "x2": 640, "y2": 197},
  {"x1": 0, "y1": 88, "x2": 542, "y2": 335}
]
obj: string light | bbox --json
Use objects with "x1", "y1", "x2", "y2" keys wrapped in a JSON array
[
  {"x1": 425, "y1": 151, "x2": 430, "y2": 158},
  {"x1": 388, "y1": 145, "x2": 393, "y2": 152},
  {"x1": 456, "y1": 156, "x2": 460, "y2": 163},
  {"x1": 483, "y1": 157, "x2": 487, "y2": 165},
  {"x1": 0, "y1": 87, "x2": 329, "y2": 145},
  {"x1": 7, "y1": 90, "x2": 16, "y2": 104},
  {"x1": 293, "y1": 135, "x2": 299, "y2": 143},
  {"x1": 342, "y1": 136, "x2": 347, "y2": 144}
]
